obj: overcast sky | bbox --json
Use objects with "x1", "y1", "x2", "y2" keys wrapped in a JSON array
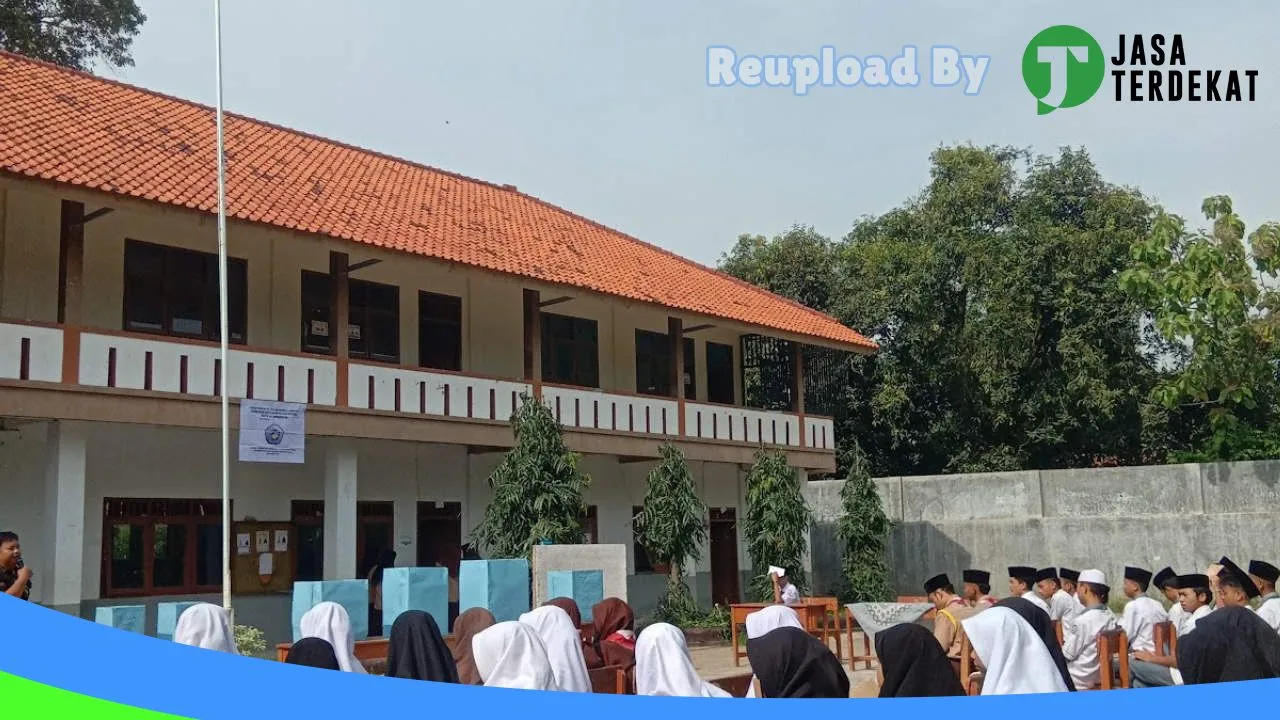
[{"x1": 106, "y1": 1, "x2": 1280, "y2": 266}]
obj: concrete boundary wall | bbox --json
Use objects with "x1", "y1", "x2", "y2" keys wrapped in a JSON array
[{"x1": 804, "y1": 460, "x2": 1280, "y2": 596}]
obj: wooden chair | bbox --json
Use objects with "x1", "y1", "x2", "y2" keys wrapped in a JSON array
[
  {"x1": 844, "y1": 606, "x2": 876, "y2": 670},
  {"x1": 801, "y1": 596, "x2": 843, "y2": 660},
  {"x1": 967, "y1": 671, "x2": 984, "y2": 696},
  {"x1": 276, "y1": 637, "x2": 393, "y2": 664},
  {"x1": 1094, "y1": 628, "x2": 1129, "y2": 690},
  {"x1": 708, "y1": 672, "x2": 754, "y2": 697},
  {"x1": 1153, "y1": 620, "x2": 1174, "y2": 657},
  {"x1": 588, "y1": 664, "x2": 629, "y2": 694},
  {"x1": 957, "y1": 630, "x2": 981, "y2": 694}
]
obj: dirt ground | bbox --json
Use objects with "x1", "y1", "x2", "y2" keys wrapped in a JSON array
[{"x1": 687, "y1": 634, "x2": 881, "y2": 699}]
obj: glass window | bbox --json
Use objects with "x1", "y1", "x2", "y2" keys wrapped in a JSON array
[
  {"x1": 541, "y1": 313, "x2": 599, "y2": 388},
  {"x1": 123, "y1": 240, "x2": 247, "y2": 343},
  {"x1": 707, "y1": 341, "x2": 735, "y2": 404},
  {"x1": 109, "y1": 523, "x2": 145, "y2": 590},
  {"x1": 101, "y1": 499, "x2": 221, "y2": 597},
  {"x1": 635, "y1": 330, "x2": 671, "y2": 397},
  {"x1": 300, "y1": 271, "x2": 400, "y2": 363},
  {"x1": 419, "y1": 292, "x2": 462, "y2": 371}
]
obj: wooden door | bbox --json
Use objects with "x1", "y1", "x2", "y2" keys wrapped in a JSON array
[
  {"x1": 416, "y1": 501, "x2": 463, "y2": 571},
  {"x1": 709, "y1": 508, "x2": 740, "y2": 605}
]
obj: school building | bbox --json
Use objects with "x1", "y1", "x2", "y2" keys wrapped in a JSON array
[{"x1": 0, "y1": 52, "x2": 874, "y2": 637}]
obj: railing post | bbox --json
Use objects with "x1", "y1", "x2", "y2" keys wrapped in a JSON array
[
  {"x1": 58, "y1": 200, "x2": 85, "y2": 384},
  {"x1": 330, "y1": 251, "x2": 349, "y2": 406}
]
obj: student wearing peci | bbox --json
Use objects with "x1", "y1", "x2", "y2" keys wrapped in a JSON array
[
  {"x1": 1059, "y1": 568, "x2": 1080, "y2": 598},
  {"x1": 1248, "y1": 560, "x2": 1280, "y2": 632},
  {"x1": 1215, "y1": 557, "x2": 1261, "y2": 608},
  {"x1": 1034, "y1": 567, "x2": 1079, "y2": 621},
  {"x1": 963, "y1": 569, "x2": 997, "y2": 608},
  {"x1": 1119, "y1": 566, "x2": 1167, "y2": 654},
  {"x1": 924, "y1": 573, "x2": 979, "y2": 671},
  {"x1": 1129, "y1": 573, "x2": 1214, "y2": 688},
  {"x1": 1008, "y1": 566, "x2": 1050, "y2": 613},
  {"x1": 1153, "y1": 567, "x2": 1185, "y2": 634},
  {"x1": 1060, "y1": 569, "x2": 1119, "y2": 690}
]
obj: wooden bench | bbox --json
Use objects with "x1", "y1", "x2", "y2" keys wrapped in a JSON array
[
  {"x1": 708, "y1": 672, "x2": 754, "y2": 697},
  {"x1": 275, "y1": 635, "x2": 460, "y2": 668},
  {"x1": 588, "y1": 664, "x2": 629, "y2": 694}
]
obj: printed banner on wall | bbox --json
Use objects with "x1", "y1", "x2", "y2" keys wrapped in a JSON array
[{"x1": 238, "y1": 400, "x2": 306, "y2": 464}]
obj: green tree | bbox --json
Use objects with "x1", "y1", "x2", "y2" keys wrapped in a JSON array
[
  {"x1": 724, "y1": 146, "x2": 1159, "y2": 475},
  {"x1": 635, "y1": 444, "x2": 709, "y2": 620},
  {"x1": 836, "y1": 441, "x2": 894, "y2": 602},
  {"x1": 1120, "y1": 196, "x2": 1280, "y2": 460},
  {"x1": 742, "y1": 450, "x2": 811, "y2": 601},
  {"x1": 0, "y1": 0, "x2": 146, "y2": 71},
  {"x1": 472, "y1": 392, "x2": 590, "y2": 558}
]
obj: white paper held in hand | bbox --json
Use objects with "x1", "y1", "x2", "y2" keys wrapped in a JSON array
[{"x1": 768, "y1": 565, "x2": 786, "y2": 578}]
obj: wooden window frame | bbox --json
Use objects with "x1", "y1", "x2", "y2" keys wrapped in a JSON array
[
  {"x1": 100, "y1": 498, "x2": 227, "y2": 598},
  {"x1": 418, "y1": 290, "x2": 463, "y2": 371},
  {"x1": 541, "y1": 312, "x2": 599, "y2": 388},
  {"x1": 300, "y1": 270, "x2": 401, "y2": 363},
  {"x1": 122, "y1": 239, "x2": 248, "y2": 344},
  {"x1": 706, "y1": 341, "x2": 735, "y2": 404},
  {"x1": 288, "y1": 500, "x2": 395, "y2": 581}
]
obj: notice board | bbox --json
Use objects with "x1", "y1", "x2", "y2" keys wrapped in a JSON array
[{"x1": 231, "y1": 521, "x2": 295, "y2": 595}]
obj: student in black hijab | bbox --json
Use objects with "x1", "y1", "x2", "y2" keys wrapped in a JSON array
[
  {"x1": 746, "y1": 626, "x2": 849, "y2": 698},
  {"x1": 994, "y1": 597, "x2": 1075, "y2": 691},
  {"x1": 386, "y1": 610, "x2": 460, "y2": 683},
  {"x1": 285, "y1": 637, "x2": 342, "y2": 671},
  {"x1": 1178, "y1": 605, "x2": 1280, "y2": 684},
  {"x1": 875, "y1": 622, "x2": 965, "y2": 697}
]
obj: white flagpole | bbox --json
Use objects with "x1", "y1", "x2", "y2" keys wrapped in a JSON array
[{"x1": 213, "y1": 0, "x2": 232, "y2": 613}]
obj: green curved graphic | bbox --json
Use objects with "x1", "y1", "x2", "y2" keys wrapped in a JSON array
[{"x1": 1, "y1": 670, "x2": 190, "y2": 719}]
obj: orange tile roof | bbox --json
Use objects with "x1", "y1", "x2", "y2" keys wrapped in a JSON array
[{"x1": 0, "y1": 52, "x2": 874, "y2": 352}]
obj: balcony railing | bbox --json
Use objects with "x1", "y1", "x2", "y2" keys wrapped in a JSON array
[{"x1": 0, "y1": 320, "x2": 833, "y2": 452}]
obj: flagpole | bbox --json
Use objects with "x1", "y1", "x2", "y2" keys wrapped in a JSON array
[{"x1": 213, "y1": 0, "x2": 232, "y2": 613}]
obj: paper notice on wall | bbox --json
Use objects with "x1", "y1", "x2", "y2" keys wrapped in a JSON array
[
  {"x1": 274, "y1": 530, "x2": 289, "y2": 553},
  {"x1": 236, "y1": 533, "x2": 251, "y2": 556},
  {"x1": 258, "y1": 552, "x2": 274, "y2": 576},
  {"x1": 239, "y1": 400, "x2": 305, "y2": 464},
  {"x1": 255, "y1": 530, "x2": 270, "y2": 553}
]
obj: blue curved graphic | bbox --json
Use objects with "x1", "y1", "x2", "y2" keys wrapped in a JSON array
[{"x1": 0, "y1": 594, "x2": 1274, "y2": 716}]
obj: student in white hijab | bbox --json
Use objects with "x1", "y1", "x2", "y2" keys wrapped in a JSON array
[
  {"x1": 635, "y1": 623, "x2": 730, "y2": 698},
  {"x1": 961, "y1": 606, "x2": 1069, "y2": 695},
  {"x1": 742, "y1": 604, "x2": 804, "y2": 697},
  {"x1": 299, "y1": 602, "x2": 367, "y2": 674},
  {"x1": 472, "y1": 621, "x2": 561, "y2": 691},
  {"x1": 518, "y1": 605, "x2": 592, "y2": 693},
  {"x1": 172, "y1": 603, "x2": 238, "y2": 654}
]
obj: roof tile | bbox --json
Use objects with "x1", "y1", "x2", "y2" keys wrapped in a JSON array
[{"x1": 0, "y1": 52, "x2": 874, "y2": 351}]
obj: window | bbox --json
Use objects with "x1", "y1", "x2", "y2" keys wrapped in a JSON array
[
  {"x1": 706, "y1": 341, "x2": 735, "y2": 404},
  {"x1": 123, "y1": 240, "x2": 247, "y2": 343},
  {"x1": 419, "y1": 291, "x2": 462, "y2": 371},
  {"x1": 290, "y1": 500, "x2": 395, "y2": 582},
  {"x1": 741, "y1": 335, "x2": 794, "y2": 411},
  {"x1": 582, "y1": 506, "x2": 598, "y2": 544},
  {"x1": 541, "y1": 313, "x2": 599, "y2": 388},
  {"x1": 102, "y1": 498, "x2": 223, "y2": 597},
  {"x1": 635, "y1": 331, "x2": 695, "y2": 398},
  {"x1": 292, "y1": 500, "x2": 324, "y2": 582},
  {"x1": 631, "y1": 505, "x2": 654, "y2": 573},
  {"x1": 300, "y1": 271, "x2": 401, "y2": 363}
]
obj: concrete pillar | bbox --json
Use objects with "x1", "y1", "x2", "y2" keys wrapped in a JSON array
[
  {"x1": 323, "y1": 441, "x2": 358, "y2": 580},
  {"x1": 43, "y1": 421, "x2": 86, "y2": 610},
  {"x1": 796, "y1": 466, "x2": 814, "y2": 592}
]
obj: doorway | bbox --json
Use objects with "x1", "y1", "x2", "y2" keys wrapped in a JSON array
[
  {"x1": 709, "y1": 507, "x2": 741, "y2": 605},
  {"x1": 418, "y1": 501, "x2": 462, "y2": 630},
  {"x1": 356, "y1": 501, "x2": 396, "y2": 580}
]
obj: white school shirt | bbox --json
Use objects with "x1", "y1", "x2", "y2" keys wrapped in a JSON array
[
  {"x1": 1119, "y1": 595, "x2": 1168, "y2": 654},
  {"x1": 1021, "y1": 590, "x2": 1051, "y2": 614},
  {"x1": 780, "y1": 583, "x2": 800, "y2": 605},
  {"x1": 1047, "y1": 589, "x2": 1081, "y2": 621},
  {"x1": 1061, "y1": 605, "x2": 1118, "y2": 690},
  {"x1": 1167, "y1": 601, "x2": 1187, "y2": 636},
  {"x1": 1255, "y1": 593, "x2": 1280, "y2": 633},
  {"x1": 1169, "y1": 604, "x2": 1213, "y2": 686}
]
